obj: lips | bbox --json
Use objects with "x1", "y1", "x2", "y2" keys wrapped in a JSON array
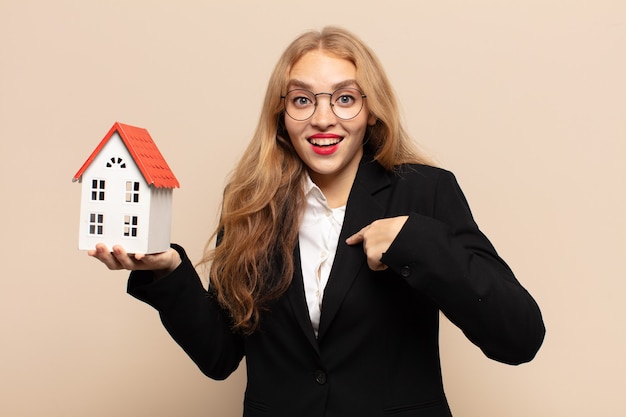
[{"x1": 307, "y1": 133, "x2": 343, "y2": 155}]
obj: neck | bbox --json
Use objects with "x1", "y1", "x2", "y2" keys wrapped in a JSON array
[
  {"x1": 313, "y1": 179, "x2": 351, "y2": 208},
  {"x1": 309, "y1": 155, "x2": 361, "y2": 209}
]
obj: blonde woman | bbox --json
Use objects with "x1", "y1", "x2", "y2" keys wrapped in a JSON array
[{"x1": 91, "y1": 27, "x2": 544, "y2": 417}]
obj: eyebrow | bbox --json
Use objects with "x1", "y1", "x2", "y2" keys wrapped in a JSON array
[{"x1": 287, "y1": 79, "x2": 360, "y2": 91}]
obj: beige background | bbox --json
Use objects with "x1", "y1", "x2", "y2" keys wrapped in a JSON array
[{"x1": 1, "y1": 0, "x2": 624, "y2": 416}]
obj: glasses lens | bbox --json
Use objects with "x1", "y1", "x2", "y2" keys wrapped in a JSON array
[
  {"x1": 331, "y1": 88, "x2": 364, "y2": 120},
  {"x1": 284, "y1": 89, "x2": 316, "y2": 121}
]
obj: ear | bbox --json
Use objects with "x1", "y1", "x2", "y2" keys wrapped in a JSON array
[{"x1": 368, "y1": 114, "x2": 377, "y2": 126}]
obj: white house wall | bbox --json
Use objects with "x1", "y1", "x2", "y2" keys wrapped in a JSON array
[{"x1": 146, "y1": 187, "x2": 173, "y2": 253}]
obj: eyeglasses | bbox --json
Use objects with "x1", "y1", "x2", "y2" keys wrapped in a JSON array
[{"x1": 281, "y1": 88, "x2": 367, "y2": 121}]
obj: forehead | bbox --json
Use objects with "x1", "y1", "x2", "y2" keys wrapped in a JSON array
[{"x1": 288, "y1": 50, "x2": 357, "y2": 90}]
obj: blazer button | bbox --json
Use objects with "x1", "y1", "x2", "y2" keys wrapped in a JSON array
[
  {"x1": 401, "y1": 266, "x2": 411, "y2": 278},
  {"x1": 314, "y1": 370, "x2": 327, "y2": 385}
]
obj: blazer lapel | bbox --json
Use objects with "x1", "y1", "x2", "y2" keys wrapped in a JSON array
[
  {"x1": 317, "y1": 157, "x2": 392, "y2": 341},
  {"x1": 286, "y1": 241, "x2": 321, "y2": 354}
]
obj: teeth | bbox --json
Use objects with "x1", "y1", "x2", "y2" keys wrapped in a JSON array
[{"x1": 309, "y1": 137, "x2": 341, "y2": 146}]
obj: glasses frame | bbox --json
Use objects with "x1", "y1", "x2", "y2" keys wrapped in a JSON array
[{"x1": 281, "y1": 88, "x2": 367, "y2": 121}]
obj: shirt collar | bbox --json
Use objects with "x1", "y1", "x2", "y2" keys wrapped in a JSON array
[
  {"x1": 303, "y1": 173, "x2": 316, "y2": 195},
  {"x1": 303, "y1": 173, "x2": 326, "y2": 202}
]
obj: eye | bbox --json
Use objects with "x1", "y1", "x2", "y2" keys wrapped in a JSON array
[
  {"x1": 333, "y1": 90, "x2": 358, "y2": 107},
  {"x1": 294, "y1": 96, "x2": 312, "y2": 107},
  {"x1": 288, "y1": 90, "x2": 315, "y2": 108},
  {"x1": 337, "y1": 95, "x2": 354, "y2": 105}
]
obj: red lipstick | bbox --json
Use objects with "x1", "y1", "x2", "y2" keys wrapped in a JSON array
[{"x1": 308, "y1": 133, "x2": 343, "y2": 155}]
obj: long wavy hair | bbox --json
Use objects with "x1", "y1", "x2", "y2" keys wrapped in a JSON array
[{"x1": 199, "y1": 26, "x2": 431, "y2": 334}]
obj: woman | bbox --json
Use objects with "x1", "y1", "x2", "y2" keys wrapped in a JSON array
[{"x1": 91, "y1": 26, "x2": 545, "y2": 417}]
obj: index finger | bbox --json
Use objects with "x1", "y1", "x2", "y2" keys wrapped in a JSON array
[{"x1": 346, "y1": 227, "x2": 366, "y2": 245}]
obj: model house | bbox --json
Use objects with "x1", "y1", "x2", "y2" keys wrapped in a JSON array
[{"x1": 73, "y1": 122, "x2": 179, "y2": 254}]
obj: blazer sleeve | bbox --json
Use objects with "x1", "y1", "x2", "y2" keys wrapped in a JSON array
[
  {"x1": 127, "y1": 244, "x2": 245, "y2": 380},
  {"x1": 380, "y1": 170, "x2": 545, "y2": 365}
]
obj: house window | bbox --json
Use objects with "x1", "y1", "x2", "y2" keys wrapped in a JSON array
[
  {"x1": 89, "y1": 213, "x2": 104, "y2": 235},
  {"x1": 106, "y1": 157, "x2": 127, "y2": 168},
  {"x1": 125, "y1": 181, "x2": 140, "y2": 203},
  {"x1": 124, "y1": 215, "x2": 139, "y2": 237},
  {"x1": 91, "y1": 179, "x2": 106, "y2": 201}
]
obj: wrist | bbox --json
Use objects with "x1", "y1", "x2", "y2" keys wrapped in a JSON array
[{"x1": 153, "y1": 248, "x2": 182, "y2": 280}]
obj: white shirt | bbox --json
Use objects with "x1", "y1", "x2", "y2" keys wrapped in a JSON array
[{"x1": 299, "y1": 175, "x2": 346, "y2": 338}]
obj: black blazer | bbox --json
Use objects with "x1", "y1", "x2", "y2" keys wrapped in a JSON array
[{"x1": 128, "y1": 156, "x2": 545, "y2": 417}]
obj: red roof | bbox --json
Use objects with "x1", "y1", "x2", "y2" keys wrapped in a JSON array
[{"x1": 73, "y1": 122, "x2": 180, "y2": 189}]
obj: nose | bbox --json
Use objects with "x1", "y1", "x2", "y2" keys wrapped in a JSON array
[{"x1": 310, "y1": 94, "x2": 336, "y2": 129}]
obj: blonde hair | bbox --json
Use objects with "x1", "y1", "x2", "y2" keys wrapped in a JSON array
[{"x1": 200, "y1": 26, "x2": 430, "y2": 333}]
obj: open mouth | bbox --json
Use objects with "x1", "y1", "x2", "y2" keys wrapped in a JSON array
[
  {"x1": 307, "y1": 135, "x2": 343, "y2": 155},
  {"x1": 308, "y1": 137, "x2": 343, "y2": 147}
]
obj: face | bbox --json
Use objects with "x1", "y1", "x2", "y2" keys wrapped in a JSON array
[{"x1": 284, "y1": 50, "x2": 375, "y2": 189}]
